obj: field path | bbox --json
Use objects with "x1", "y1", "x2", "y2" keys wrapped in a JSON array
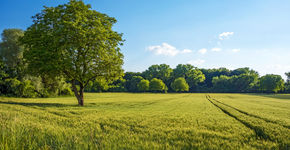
[{"x1": 206, "y1": 94, "x2": 290, "y2": 149}]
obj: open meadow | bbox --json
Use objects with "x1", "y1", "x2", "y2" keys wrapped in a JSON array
[{"x1": 0, "y1": 93, "x2": 290, "y2": 149}]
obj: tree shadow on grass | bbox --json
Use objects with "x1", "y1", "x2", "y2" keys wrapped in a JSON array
[
  {"x1": 0, "y1": 101, "x2": 77, "y2": 108},
  {"x1": 245, "y1": 93, "x2": 290, "y2": 100}
]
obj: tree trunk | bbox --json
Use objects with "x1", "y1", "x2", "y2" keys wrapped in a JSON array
[
  {"x1": 79, "y1": 83, "x2": 84, "y2": 106},
  {"x1": 72, "y1": 80, "x2": 84, "y2": 106}
]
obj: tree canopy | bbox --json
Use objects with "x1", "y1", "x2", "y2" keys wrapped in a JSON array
[
  {"x1": 137, "y1": 79, "x2": 150, "y2": 92},
  {"x1": 149, "y1": 78, "x2": 167, "y2": 93},
  {"x1": 259, "y1": 74, "x2": 284, "y2": 93},
  {"x1": 173, "y1": 64, "x2": 205, "y2": 91},
  {"x1": 171, "y1": 77, "x2": 189, "y2": 92},
  {"x1": 21, "y1": 0, "x2": 124, "y2": 105}
]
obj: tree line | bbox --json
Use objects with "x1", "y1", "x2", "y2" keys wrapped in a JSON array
[
  {"x1": 86, "y1": 64, "x2": 290, "y2": 94},
  {"x1": 0, "y1": 29, "x2": 289, "y2": 98}
]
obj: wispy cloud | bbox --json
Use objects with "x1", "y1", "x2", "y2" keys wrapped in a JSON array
[
  {"x1": 232, "y1": 49, "x2": 240, "y2": 53},
  {"x1": 181, "y1": 49, "x2": 192, "y2": 54},
  {"x1": 211, "y1": 48, "x2": 221, "y2": 52},
  {"x1": 219, "y1": 32, "x2": 234, "y2": 40},
  {"x1": 147, "y1": 43, "x2": 192, "y2": 56},
  {"x1": 198, "y1": 48, "x2": 207, "y2": 54},
  {"x1": 188, "y1": 59, "x2": 205, "y2": 66}
]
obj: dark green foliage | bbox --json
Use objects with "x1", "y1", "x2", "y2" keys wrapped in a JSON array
[
  {"x1": 0, "y1": 59, "x2": 9, "y2": 95},
  {"x1": 212, "y1": 73, "x2": 258, "y2": 93},
  {"x1": 0, "y1": 29, "x2": 24, "y2": 68},
  {"x1": 4, "y1": 78, "x2": 38, "y2": 98},
  {"x1": 108, "y1": 78, "x2": 127, "y2": 92},
  {"x1": 171, "y1": 77, "x2": 189, "y2": 92},
  {"x1": 128, "y1": 76, "x2": 144, "y2": 92},
  {"x1": 149, "y1": 78, "x2": 167, "y2": 93},
  {"x1": 286, "y1": 72, "x2": 290, "y2": 82},
  {"x1": 0, "y1": 28, "x2": 74, "y2": 98},
  {"x1": 259, "y1": 74, "x2": 284, "y2": 93},
  {"x1": 0, "y1": 29, "x2": 25, "y2": 80},
  {"x1": 230, "y1": 67, "x2": 258, "y2": 76},
  {"x1": 200, "y1": 68, "x2": 231, "y2": 88},
  {"x1": 285, "y1": 72, "x2": 290, "y2": 93}
]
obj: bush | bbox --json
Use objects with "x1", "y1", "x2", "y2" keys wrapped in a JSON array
[
  {"x1": 20, "y1": 80, "x2": 38, "y2": 98},
  {"x1": 4, "y1": 78, "x2": 38, "y2": 97}
]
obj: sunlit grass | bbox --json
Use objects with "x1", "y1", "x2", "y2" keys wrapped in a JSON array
[{"x1": 0, "y1": 93, "x2": 289, "y2": 149}]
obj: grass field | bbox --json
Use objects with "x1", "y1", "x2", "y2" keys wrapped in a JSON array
[{"x1": 0, "y1": 93, "x2": 289, "y2": 149}]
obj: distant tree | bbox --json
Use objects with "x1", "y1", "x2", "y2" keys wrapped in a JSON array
[
  {"x1": 284, "y1": 72, "x2": 290, "y2": 93},
  {"x1": 142, "y1": 64, "x2": 172, "y2": 86},
  {"x1": 0, "y1": 29, "x2": 25, "y2": 79},
  {"x1": 108, "y1": 78, "x2": 127, "y2": 92},
  {"x1": 0, "y1": 29, "x2": 24, "y2": 68},
  {"x1": 286, "y1": 72, "x2": 290, "y2": 83},
  {"x1": 85, "y1": 78, "x2": 110, "y2": 92},
  {"x1": 124, "y1": 72, "x2": 143, "y2": 81},
  {"x1": 231, "y1": 67, "x2": 258, "y2": 76},
  {"x1": 149, "y1": 78, "x2": 167, "y2": 93},
  {"x1": 200, "y1": 68, "x2": 231, "y2": 88},
  {"x1": 173, "y1": 64, "x2": 205, "y2": 91},
  {"x1": 123, "y1": 72, "x2": 143, "y2": 90},
  {"x1": 259, "y1": 74, "x2": 284, "y2": 93},
  {"x1": 128, "y1": 76, "x2": 144, "y2": 92},
  {"x1": 171, "y1": 77, "x2": 189, "y2": 92},
  {"x1": 231, "y1": 74, "x2": 258, "y2": 92},
  {"x1": 137, "y1": 79, "x2": 150, "y2": 92},
  {"x1": 0, "y1": 59, "x2": 9, "y2": 95},
  {"x1": 21, "y1": 1, "x2": 124, "y2": 106},
  {"x1": 212, "y1": 75, "x2": 232, "y2": 93}
]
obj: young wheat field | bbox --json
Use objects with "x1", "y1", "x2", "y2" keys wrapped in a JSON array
[{"x1": 0, "y1": 93, "x2": 289, "y2": 149}]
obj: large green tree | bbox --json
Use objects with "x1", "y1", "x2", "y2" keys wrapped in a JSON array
[
  {"x1": 142, "y1": 64, "x2": 173, "y2": 86},
  {"x1": 149, "y1": 78, "x2": 167, "y2": 93},
  {"x1": 127, "y1": 76, "x2": 144, "y2": 92},
  {"x1": 259, "y1": 74, "x2": 284, "y2": 93},
  {"x1": 172, "y1": 64, "x2": 205, "y2": 91},
  {"x1": 21, "y1": 0, "x2": 124, "y2": 106},
  {"x1": 171, "y1": 77, "x2": 189, "y2": 92},
  {"x1": 137, "y1": 79, "x2": 150, "y2": 92}
]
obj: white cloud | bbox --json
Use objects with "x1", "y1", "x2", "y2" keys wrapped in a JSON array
[
  {"x1": 188, "y1": 59, "x2": 205, "y2": 66},
  {"x1": 232, "y1": 49, "x2": 240, "y2": 53},
  {"x1": 219, "y1": 32, "x2": 234, "y2": 40},
  {"x1": 147, "y1": 43, "x2": 192, "y2": 56},
  {"x1": 181, "y1": 49, "x2": 192, "y2": 54},
  {"x1": 211, "y1": 48, "x2": 221, "y2": 52},
  {"x1": 198, "y1": 48, "x2": 207, "y2": 54}
]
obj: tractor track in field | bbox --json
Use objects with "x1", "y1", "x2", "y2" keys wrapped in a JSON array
[
  {"x1": 205, "y1": 95, "x2": 273, "y2": 141},
  {"x1": 209, "y1": 97, "x2": 290, "y2": 130}
]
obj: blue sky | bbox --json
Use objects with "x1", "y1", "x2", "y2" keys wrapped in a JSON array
[{"x1": 1, "y1": 0, "x2": 290, "y2": 78}]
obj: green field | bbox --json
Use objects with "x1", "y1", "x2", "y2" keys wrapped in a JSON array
[{"x1": 0, "y1": 93, "x2": 289, "y2": 149}]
